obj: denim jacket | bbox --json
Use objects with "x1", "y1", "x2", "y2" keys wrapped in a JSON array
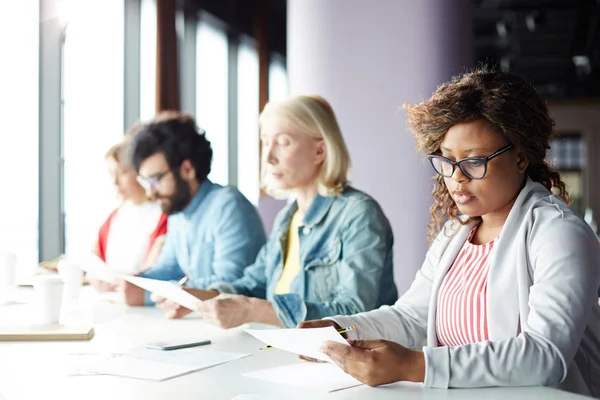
[
  {"x1": 141, "y1": 180, "x2": 266, "y2": 304},
  {"x1": 209, "y1": 186, "x2": 398, "y2": 328}
]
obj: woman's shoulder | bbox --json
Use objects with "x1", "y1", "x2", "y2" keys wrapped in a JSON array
[
  {"x1": 332, "y1": 187, "x2": 393, "y2": 234},
  {"x1": 527, "y1": 195, "x2": 596, "y2": 242},
  {"x1": 334, "y1": 186, "x2": 383, "y2": 209}
]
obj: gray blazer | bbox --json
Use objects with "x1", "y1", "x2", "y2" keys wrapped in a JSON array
[{"x1": 331, "y1": 177, "x2": 600, "y2": 397}]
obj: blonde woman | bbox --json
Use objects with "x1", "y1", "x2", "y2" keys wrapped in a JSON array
[
  {"x1": 151, "y1": 95, "x2": 398, "y2": 326},
  {"x1": 89, "y1": 136, "x2": 167, "y2": 292}
]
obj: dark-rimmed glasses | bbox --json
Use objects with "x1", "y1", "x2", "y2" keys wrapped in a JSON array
[{"x1": 427, "y1": 144, "x2": 514, "y2": 180}]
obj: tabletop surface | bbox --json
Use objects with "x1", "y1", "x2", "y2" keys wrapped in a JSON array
[{"x1": 0, "y1": 287, "x2": 591, "y2": 400}]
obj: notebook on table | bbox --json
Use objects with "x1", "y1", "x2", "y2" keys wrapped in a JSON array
[{"x1": 0, "y1": 324, "x2": 95, "y2": 341}]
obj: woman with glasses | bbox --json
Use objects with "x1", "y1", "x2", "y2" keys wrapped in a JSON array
[
  {"x1": 88, "y1": 132, "x2": 168, "y2": 292},
  {"x1": 299, "y1": 69, "x2": 600, "y2": 396}
]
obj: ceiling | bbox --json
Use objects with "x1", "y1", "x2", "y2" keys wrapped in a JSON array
[
  {"x1": 474, "y1": 0, "x2": 600, "y2": 98},
  {"x1": 183, "y1": 0, "x2": 600, "y2": 99},
  {"x1": 182, "y1": 0, "x2": 286, "y2": 56}
]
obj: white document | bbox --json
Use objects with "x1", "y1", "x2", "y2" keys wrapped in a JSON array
[
  {"x1": 244, "y1": 362, "x2": 363, "y2": 392},
  {"x1": 122, "y1": 276, "x2": 201, "y2": 310},
  {"x1": 73, "y1": 348, "x2": 250, "y2": 381},
  {"x1": 244, "y1": 326, "x2": 349, "y2": 363},
  {"x1": 69, "y1": 253, "x2": 120, "y2": 284}
]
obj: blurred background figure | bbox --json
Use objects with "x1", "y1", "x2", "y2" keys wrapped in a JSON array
[
  {"x1": 40, "y1": 131, "x2": 168, "y2": 293},
  {"x1": 89, "y1": 132, "x2": 168, "y2": 291}
]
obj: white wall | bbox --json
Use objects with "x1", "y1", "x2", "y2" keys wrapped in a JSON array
[{"x1": 287, "y1": 0, "x2": 473, "y2": 294}]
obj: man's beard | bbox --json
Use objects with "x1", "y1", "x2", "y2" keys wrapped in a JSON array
[{"x1": 159, "y1": 174, "x2": 192, "y2": 215}]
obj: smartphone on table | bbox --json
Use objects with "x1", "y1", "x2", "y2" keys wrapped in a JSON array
[{"x1": 146, "y1": 339, "x2": 211, "y2": 351}]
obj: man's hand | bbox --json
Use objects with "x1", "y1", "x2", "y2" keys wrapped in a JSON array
[
  {"x1": 121, "y1": 280, "x2": 145, "y2": 306},
  {"x1": 152, "y1": 288, "x2": 218, "y2": 319}
]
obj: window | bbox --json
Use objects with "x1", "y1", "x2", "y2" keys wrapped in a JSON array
[
  {"x1": 0, "y1": 0, "x2": 39, "y2": 278},
  {"x1": 269, "y1": 54, "x2": 289, "y2": 102},
  {"x1": 62, "y1": 0, "x2": 124, "y2": 255},
  {"x1": 196, "y1": 15, "x2": 229, "y2": 186},
  {"x1": 140, "y1": 0, "x2": 157, "y2": 121},
  {"x1": 237, "y1": 38, "x2": 260, "y2": 205},
  {"x1": 548, "y1": 132, "x2": 586, "y2": 214}
]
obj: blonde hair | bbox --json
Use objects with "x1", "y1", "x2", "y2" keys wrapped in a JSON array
[
  {"x1": 104, "y1": 142, "x2": 123, "y2": 162},
  {"x1": 259, "y1": 95, "x2": 351, "y2": 197},
  {"x1": 104, "y1": 123, "x2": 142, "y2": 166}
]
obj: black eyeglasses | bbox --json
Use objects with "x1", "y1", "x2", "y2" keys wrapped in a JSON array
[{"x1": 427, "y1": 144, "x2": 514, "y2": 180}]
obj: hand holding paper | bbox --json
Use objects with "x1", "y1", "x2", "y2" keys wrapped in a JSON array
[
  {"x1": 68, "y1": 253, "x2": 120, "y2": 284},
  {"x1": 244, "y1": 326, "x2": 349, "y2": 362},
  {"x1": 122, "y1": 276, "x2": 202, "y2": 311}
]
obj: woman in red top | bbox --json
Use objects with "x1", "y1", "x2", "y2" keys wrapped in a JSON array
[{"x1": 90, "y1": 136, "x2": 167, "y2": 292}]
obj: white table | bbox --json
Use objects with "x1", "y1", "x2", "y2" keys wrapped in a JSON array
[{"x1": 0, "y1": 288, "x2": 592, "y2": 400}]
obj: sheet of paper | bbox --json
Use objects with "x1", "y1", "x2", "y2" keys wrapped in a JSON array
[
  {"x1": 122, "y1": 276, "x2": 201, "y2": 310},
  {"x1": 244, "y1": 326, "x2": 349, "y2": 363},
  {"x1": 72, "y1": 348, "x2": 250, "y2": 381},
  {"x1": 97, "y1": 291, "x2": 123, "y2": 304},
  {"x1": 244, "y1": 362, "x2": 363, "y2": 392},
  {"x1": 68, "y1": 253, "x2": 120, "y2": 284},
  {"x1": 76, "y1": 356, "x2": 197, "y2": 381}
]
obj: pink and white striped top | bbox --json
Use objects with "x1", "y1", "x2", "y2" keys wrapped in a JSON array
[{"x1": 436, "y1": 227, "x2": 494, "y2": 347}]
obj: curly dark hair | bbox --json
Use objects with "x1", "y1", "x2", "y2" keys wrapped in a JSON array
[
  {"x1": 129, "y1": 111, "x2": 212, "y2": 182},
  {"x1": 404, "y1": 67, "x2": 569, "y2": 243}
]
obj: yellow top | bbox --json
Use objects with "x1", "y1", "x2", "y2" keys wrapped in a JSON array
[{"x1": 274, "y1": 211, "x2": 303, "y2": 294}]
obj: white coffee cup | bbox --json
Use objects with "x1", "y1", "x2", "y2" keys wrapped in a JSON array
[
  {"x1": 57, "y1": 258, "x2": 83, "y2": 303},
  {"x1": 33, "y1": 275, "x2": 64, "y2": 324},
  {"x1": 0, "y1": 253, "x2": 17, "y2": 303}
]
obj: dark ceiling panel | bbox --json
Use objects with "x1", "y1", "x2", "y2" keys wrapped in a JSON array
[
  {"x1": 182, "y1": 0, "x2": 286, "y2": 57},
  {"x1": 474, "y1": 0, "x2": 600, "y2": 98}
]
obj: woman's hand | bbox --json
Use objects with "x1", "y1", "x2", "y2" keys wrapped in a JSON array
[
  {"x1": 297, "y1": 319, "x2": 342, "y2": 362},
  {"x1": 89, "y1": 279, "x2": 118, "y2": 293},
  {"x1": 195, "y1": 294, "x2": 281, "y2": 328},
  {"x1": 319, "y1": 339, "x2": 425, "y2": 387},
  {"x1": 195, "y1": 293, "x2": 254, "y2": 328},
  {"x1": 121, "y1": 280, "x2": 145, "y2": 305},
  {"x1": 297, "y1": 319, "x2": 342, "y2": 331}
]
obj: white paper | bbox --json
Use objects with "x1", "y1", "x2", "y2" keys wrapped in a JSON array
[
  {"x1": 122, "y1": 276, "x2": 201, "y2": 310},
  {"x1": 244, "y1": 326, "x2": 349, "y2": 363},
  {"x1": 69, "y1": 253, "x2": 120, "y2": 284},
  {"x1": 72, "y1": 348, "x2": 250, "y2": 381},
  {"x1": 244, "y1": 362, "x2": 363, "y2": 392}
]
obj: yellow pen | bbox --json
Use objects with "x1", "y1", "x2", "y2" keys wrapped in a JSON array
[
  {"x1": 261, "y1": 326, "x2": 357, "y2": 350},
  {"x1": 336, "y1": 326, "x2": 356, "y2": 335}
]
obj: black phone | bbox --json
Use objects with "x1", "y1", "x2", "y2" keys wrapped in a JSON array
[{"x1": 146, "y1": 339, "x2": 211, "y2": 351}]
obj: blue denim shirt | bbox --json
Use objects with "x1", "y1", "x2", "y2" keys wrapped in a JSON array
[
  {"x1": 141, "y1": 180, "x2": 266, "y2": 302},
  {"x1": 209, "y1": 187, "x2": 398, "y2": 327}
]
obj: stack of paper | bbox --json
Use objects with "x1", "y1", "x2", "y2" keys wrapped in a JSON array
[{"x1": 72, "y1": 347, "x2": 250, "y2": 381}]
